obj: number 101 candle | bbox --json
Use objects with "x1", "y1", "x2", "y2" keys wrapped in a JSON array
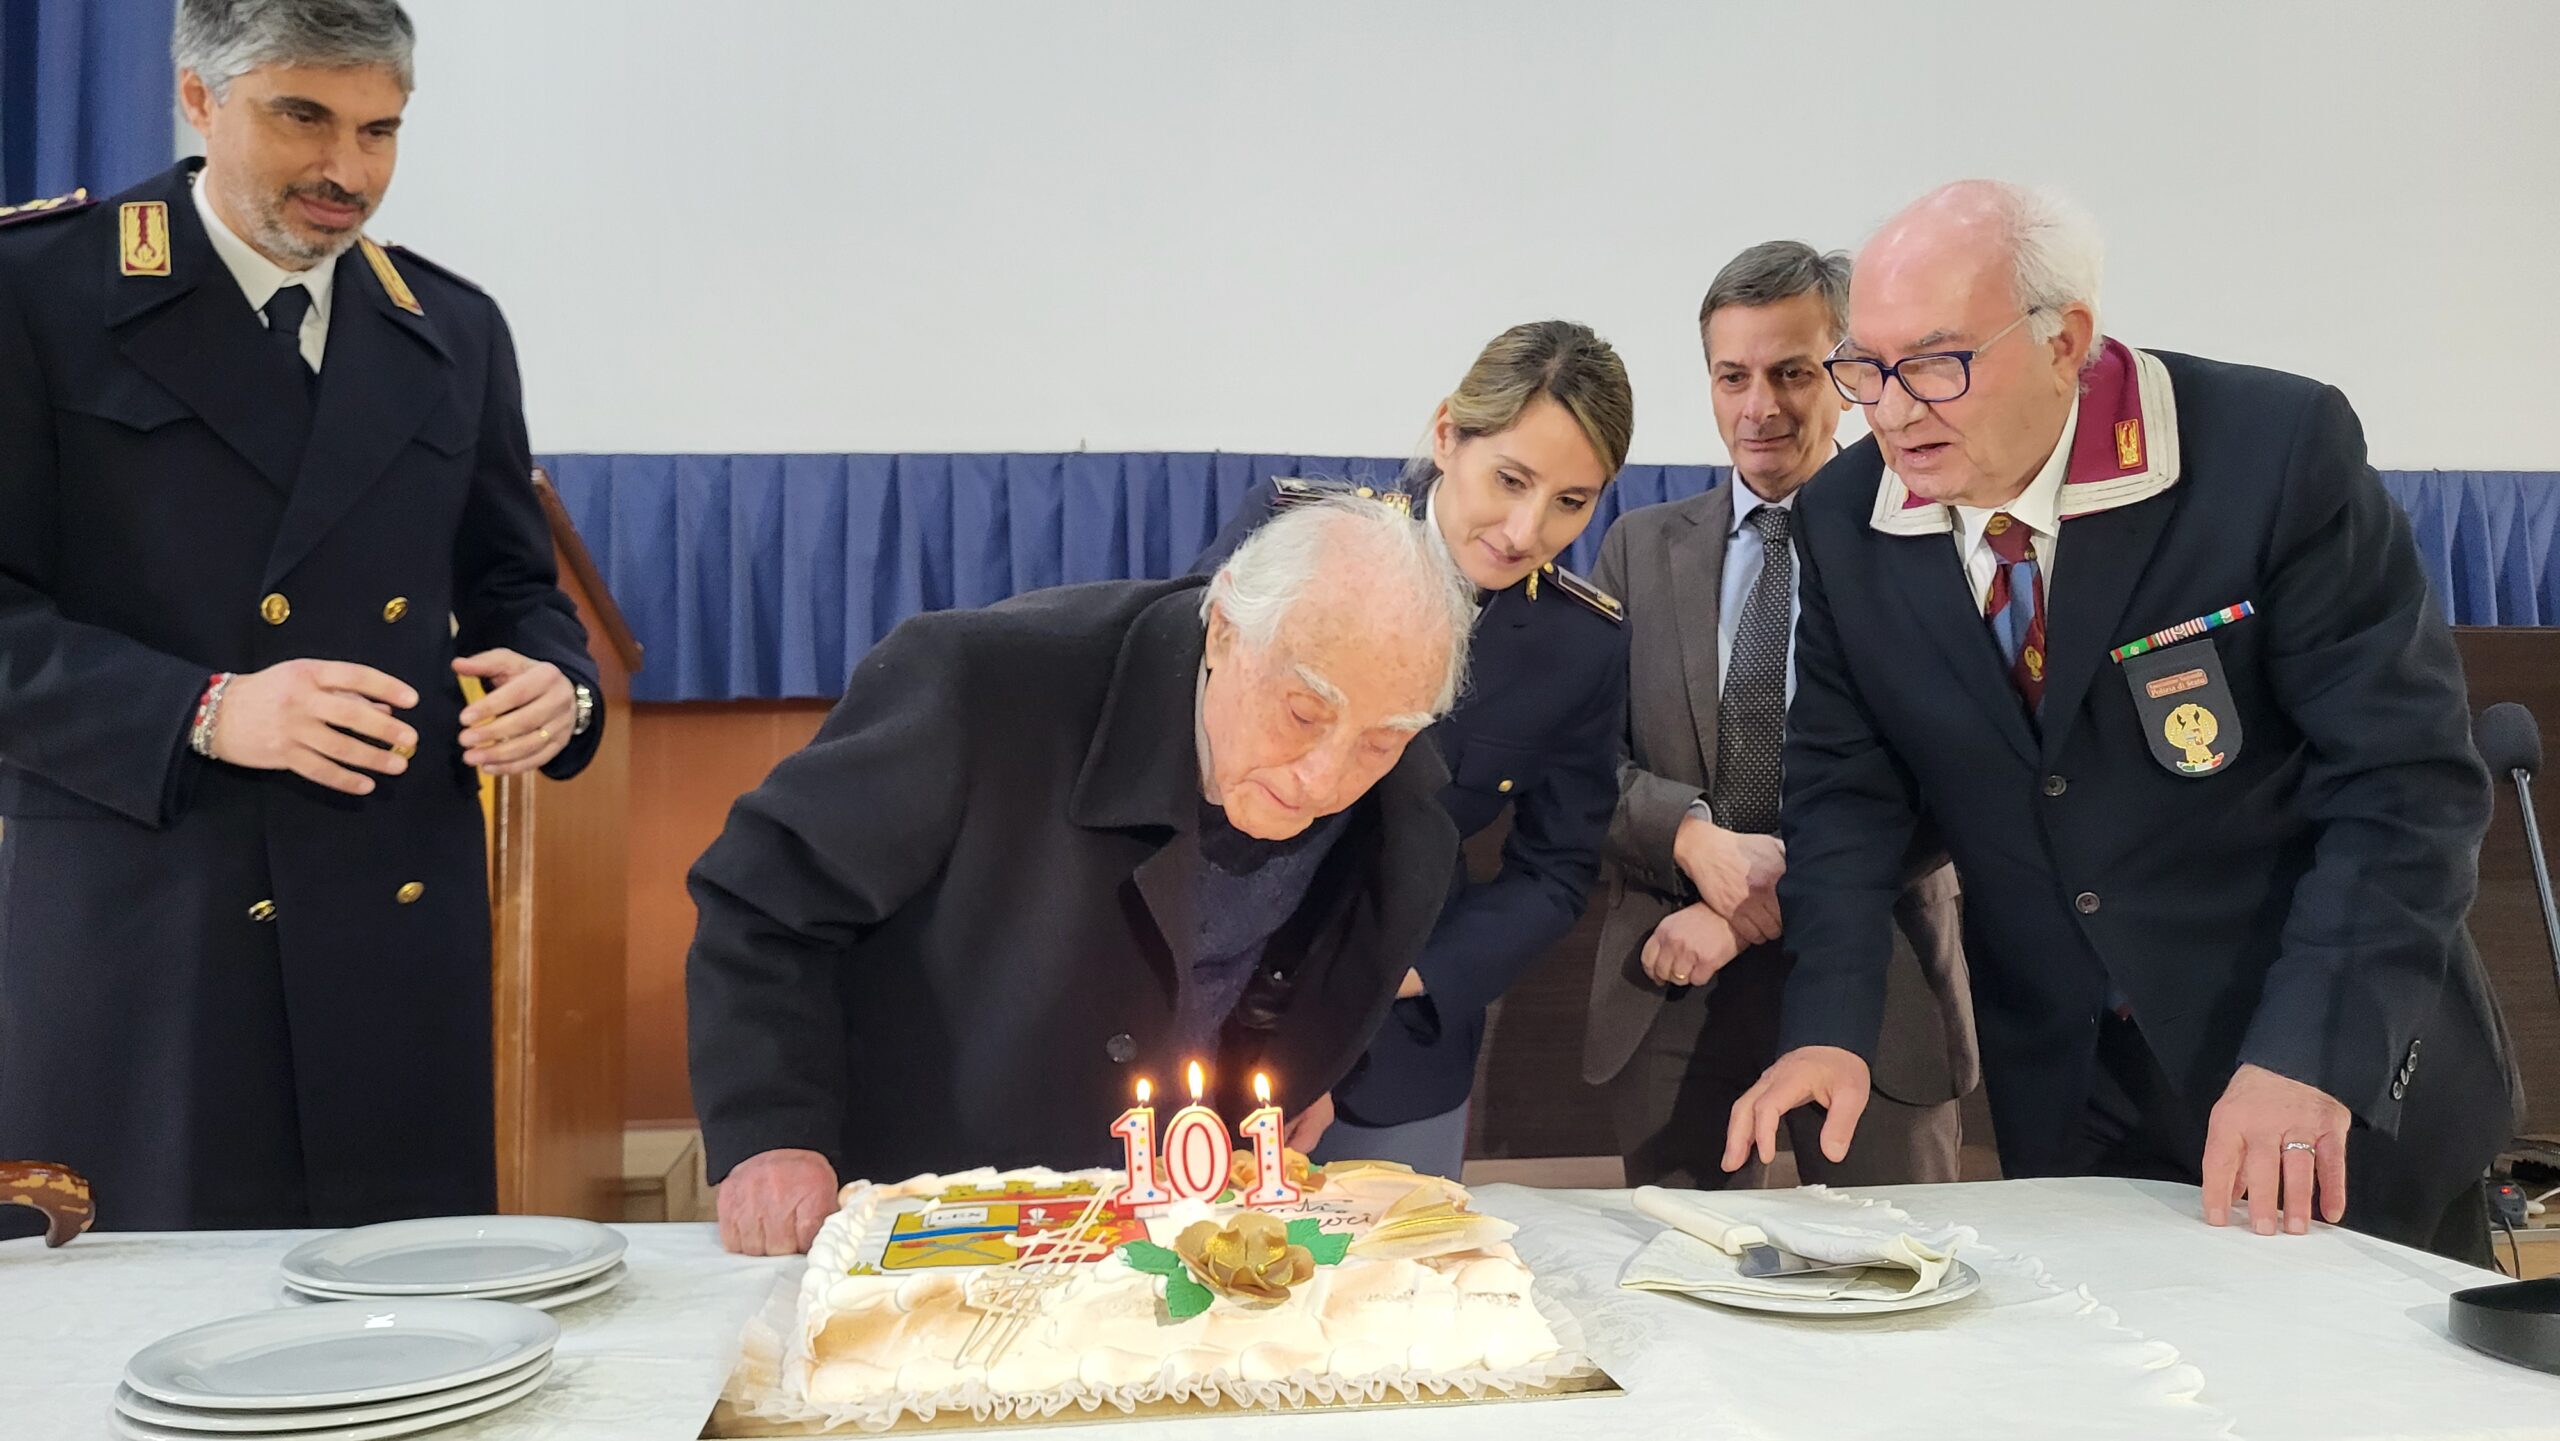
[{"x1": 1111, "y1": 1061, "x2": 1294, "y2": 1209}]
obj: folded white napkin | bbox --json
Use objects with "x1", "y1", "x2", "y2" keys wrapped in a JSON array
[{"x1": 1621, "y1": 1186, "x2": 1960, "y2": 1302}]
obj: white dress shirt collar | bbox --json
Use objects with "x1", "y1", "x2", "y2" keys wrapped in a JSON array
[
  {"x1": 1728, "y1": 482, "x2": 1800, "y2": 537},
  {"x1": 191, "y1": 168, "x2": 334, "y2": 367},
  {"x1": 1950, "y1": 402, "x2": 2078, "y2": 563}
]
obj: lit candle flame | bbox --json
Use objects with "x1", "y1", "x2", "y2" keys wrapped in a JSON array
[
  {"x1": 1253, "y1": 1072, "x2": 1271, "y2": 1106},
  {"x1": 1187, "y1": 1060, "x2": 1205, "y2": 1102},
  {"x1": 1136, "y1": 1077, "x2": 1152, "y2": 1106}
]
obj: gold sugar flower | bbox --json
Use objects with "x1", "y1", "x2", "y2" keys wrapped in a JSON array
[
  {"x1": 1173, "y1": 1210, "x2": 1316, "y2": 1305},
  {"x1": 1228, "y1": 1146, "x2": 1323, "y2": 1196}
]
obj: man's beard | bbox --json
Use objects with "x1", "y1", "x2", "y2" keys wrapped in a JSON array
[{"x1": 249, "y1": 180, "x2": 372, "y2": 268}]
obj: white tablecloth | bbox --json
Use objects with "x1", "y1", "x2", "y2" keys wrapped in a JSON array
[{"x1": 7, "y1": 1178, "x2": 2558, "y2": 1439}]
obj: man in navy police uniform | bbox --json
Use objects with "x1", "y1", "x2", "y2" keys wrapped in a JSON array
[{"x1": 0, "y1": 0, "x2": 604, "y2": 1231}]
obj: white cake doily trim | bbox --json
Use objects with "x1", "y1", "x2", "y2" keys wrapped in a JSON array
[{"x1": 721, "y1": 1266, "x2": 1600, "y2": 1434}]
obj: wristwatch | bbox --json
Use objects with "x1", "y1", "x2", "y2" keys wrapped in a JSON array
[{"x1": 570, "y1": 683, "x2": 595, "y2": 736}]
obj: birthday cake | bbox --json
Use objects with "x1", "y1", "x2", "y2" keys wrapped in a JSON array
[{"x1": 775, "y1": 1157, "x2": 1576, "y2": 1429}]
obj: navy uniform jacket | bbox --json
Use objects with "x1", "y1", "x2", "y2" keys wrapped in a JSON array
[
  {"x1": 0, "y1": 161, "x2": 603, "y2": 1230},
  {"x1": 1776, "y1": 341, "x2": 2517, "y2": 1247},
  {"x1": 1194, "y1": 479, "x2": 1626, "y2": 1125}
]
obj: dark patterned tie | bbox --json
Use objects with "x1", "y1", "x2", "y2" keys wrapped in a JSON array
[
  {"x1": 1712, "y1": 505, "x2": 1793, "y2": 835},
  {"x1": 1982, "y1": 512, "x2": 2047, "y2": 709}
]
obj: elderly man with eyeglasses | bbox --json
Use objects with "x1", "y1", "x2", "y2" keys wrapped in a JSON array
[{"x1": 1720, "y1": 179, "x2": 2517, "y2": 1263}]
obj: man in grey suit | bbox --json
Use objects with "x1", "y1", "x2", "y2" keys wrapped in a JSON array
[{"x1": 1584, "y1": 241, "x2": 1977, "y2": 1187}]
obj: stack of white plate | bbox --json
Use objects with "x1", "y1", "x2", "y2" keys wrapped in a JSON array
[
  {"x1": 115, "y1": 1299, "x2": 558, "y2": 1440},
  {"x1": 278, "y1": 1215, "x2": 629, "y2": 1311}
]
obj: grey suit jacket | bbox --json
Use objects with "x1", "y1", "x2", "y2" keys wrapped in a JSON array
[{"x1": 1581, "y1": 482, "x2": 1979, "y2": 1106}]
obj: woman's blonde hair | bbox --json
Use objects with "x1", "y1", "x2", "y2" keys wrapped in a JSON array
[{"x1": 1406, "y1": 320, "x2": 1634, "y2": 491}]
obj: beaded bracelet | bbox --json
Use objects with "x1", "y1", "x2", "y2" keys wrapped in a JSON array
[{"x1": 189, "y1": 672, "x2": 236, "y2": 758}]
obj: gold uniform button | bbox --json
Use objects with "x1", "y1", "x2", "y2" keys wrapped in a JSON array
[
  {"x1": 259, "y1": 593, "x2": 291, "y2": 625},
  {"x1": 248, "y1": 899, "x2": 277, "y2": 922},
  {"x1": 382, "y1": 597, "x2": 410, "y2": 623},
  {"x1": 1497, "y1": 778, "x2": 1515, "y2": 793},
  {"x1": 395, "y1": 882, "x2": 425, "y2": 905}
]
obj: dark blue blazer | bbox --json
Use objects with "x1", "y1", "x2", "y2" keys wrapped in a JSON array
[
  {"x1": 0, "y1": 161, "x2": 602, "y2": 1229},
  {"x1": 1194, "y1": 479, "x2": 1626, "y2": 1125},
  {"x1": 1775, "y1": 347, "x2": 2516, "y2": 1245}
]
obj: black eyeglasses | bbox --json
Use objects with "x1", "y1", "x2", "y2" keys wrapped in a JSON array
[{"x1": 1823, "y1": 309, "x2": 2043, "y2": 406}]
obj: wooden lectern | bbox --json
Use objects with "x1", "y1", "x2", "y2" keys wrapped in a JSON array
[{"x1": 487, "y1": 471, "x2": 642, "y2": 1220}]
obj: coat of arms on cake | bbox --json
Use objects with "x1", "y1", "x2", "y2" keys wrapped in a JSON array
[{"x1": 716, "y1": 1071, "x2": 1596, "y2": 1433}]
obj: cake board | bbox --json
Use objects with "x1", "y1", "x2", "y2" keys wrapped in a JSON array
[{"x1": 701, "y1": 1366, "x2": 1623, "y2": 1437}]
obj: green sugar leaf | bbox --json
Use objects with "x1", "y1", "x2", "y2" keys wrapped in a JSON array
[
  {"x1": 1286, "y1": 1218, "x2": 1352, "y2": 1266},
  {"x1": 1120, "y1": 1240, "x2": 1183, "y2": 1276},
  {"x1": 1163, "y1": 1274, "x2": 1215, "y2": 1321}
]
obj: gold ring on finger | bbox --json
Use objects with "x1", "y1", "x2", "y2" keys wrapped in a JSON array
[
  {"x1": 393, "y1": 743, "x2": 414, "y2": 759},
  {"x1": 538, "y1": 725, "x2": 552, "y2": 743}
]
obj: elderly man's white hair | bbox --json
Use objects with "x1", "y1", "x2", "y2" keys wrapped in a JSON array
[
  {"x1": 1972, "y1": 180, "x2": 2106, "y2": 355},
  {"x1": 1202, "y1": 496, "x2": 1476, "y2": 719}
]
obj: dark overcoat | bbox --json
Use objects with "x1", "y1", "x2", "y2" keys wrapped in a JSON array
[{"x1": 0, "y1": 161, "x2": 602, "y2": 1230}]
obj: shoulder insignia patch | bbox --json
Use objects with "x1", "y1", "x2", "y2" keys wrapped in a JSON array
[
  {"x1": 0, "y1": 188, "x2": 92, "y2": 229},
  {"x1": 358, "y1": 236, "x2": 424, "y2": 316},
  {"x1": 119, "y1": 201, "x2": 171, "y2": 275},
  {"x1": 1538, "y1": 560, "x2": 1624, "y2": 624}
]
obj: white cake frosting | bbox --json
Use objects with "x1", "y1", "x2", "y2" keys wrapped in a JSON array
[{"x1": 787, "y1": 1163, "x2": 1568, "y2": 1424}]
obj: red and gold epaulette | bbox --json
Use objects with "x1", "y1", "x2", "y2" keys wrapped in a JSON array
[
  {"x1": 1271, "y1": 475, "x2": 1412, "y2": 514},
  {"x1": 381, "y1": 238, "x2": 487, "y2": 294}
]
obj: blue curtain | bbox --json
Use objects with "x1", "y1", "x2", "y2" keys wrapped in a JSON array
[
  {"x1": 543, "y1": 455, "x2": 2560, "y2": 704},
  {"x1": 2380, "y1": 471, "x2": 2560, "y2": 633},
  {"x1": 0, "y1": 0, "x2": 176, "y2": 202}
]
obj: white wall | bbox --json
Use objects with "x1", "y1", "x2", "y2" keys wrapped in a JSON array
[{"x1": 376, "y1": 0, "x2": 2559, "y2": 467}]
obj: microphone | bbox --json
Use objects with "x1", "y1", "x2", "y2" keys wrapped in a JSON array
[
  {"x1": 2479, "y1": 701, "x2": 2546, "y2": 779},
  {"x1": 2451, "y1": 701, "x2": 2560, "y2": 1371},
  {"x1": 2476, "y1": 702, "x2": 2560, "y2": 988}
]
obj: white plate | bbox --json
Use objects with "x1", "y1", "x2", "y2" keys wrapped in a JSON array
[
  {"x1": 281, "y1": 1216, "x2": 625, "y2": 1296},
  {"x1": 124, "y1": 1300, "x2": 559, "y2": 1410},
  {"x1": 284, "y1": 1262, "x2": 628, "y2": 1312},
  {"x1": 110, "y1": 1358, "x2": 550, "y2": 1441},
  {"x1": 282, "y1": 1251, "x2": 622, "y2": 1301},
  {"x1": 114, "y1": 1355, "x2": 550, "y2": 1433},
  {"x1": 1675, "y1": 1259, "x2": 1987, "y2": 1316},
  {"x1": 504, "y1": 1260, "x2": 626, "y2": 1312}
]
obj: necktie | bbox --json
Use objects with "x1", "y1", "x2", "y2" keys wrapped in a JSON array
[
  {"x1": 1711, "y1": 505, "x2": 1793, "y2": 835},
  {"x1": 261, "y1": 285, "x2": 313, "y2": 373},
  {"x1": 1982, "y1": 512, "x2": 2046, "y2": 709}
]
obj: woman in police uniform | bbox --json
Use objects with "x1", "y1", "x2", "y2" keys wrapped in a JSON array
[{"x1": 1195, "y1": 320, "x2": 1633, "y2": 1174}]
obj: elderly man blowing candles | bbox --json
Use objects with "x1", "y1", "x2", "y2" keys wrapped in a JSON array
[
  {"x1": 689, "y1": 499, "x2": 1477, "y2": 1255},
  {"x1": 1723, "y1": 180, "x2": 2517, "y2": 1262}
]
